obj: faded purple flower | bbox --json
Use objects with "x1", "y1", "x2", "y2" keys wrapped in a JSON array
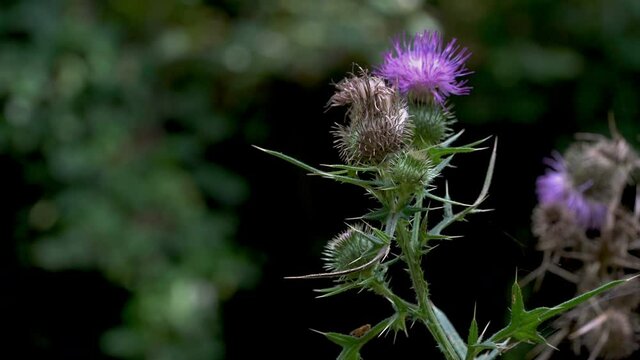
[
  {"x1": 376, "y1": 30, "x2": 472, "y2": 104},
  {"x1": 536, "y1": 152, "x2": 607, "y2": 230}
]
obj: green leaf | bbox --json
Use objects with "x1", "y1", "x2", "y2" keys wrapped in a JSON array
[
  {"x1": 428, "y1": 134, "x2": 491, "y2": 163},
  {"x1": 432, "y1": 304, "x2": 468, "y2": 359},
  {"x1": 474, "y1": 349, "x2": 501, "y2": 360},
  {"x1": 321, "y1": 163, "x2": 378, "y2": 172},
  {"x1": 425, "y1": 233, "x2": 458, "y2": 241},
  {"x1": 466, "y1": 306, "x2": 479, "y2": 360},
  {"x1": 428, "y1": 146, "x2": 481, "y2": 163},
  {"x1": 440, "y1": 130, "x2": 465, "y2": 147},
  {"x1": 490, "y1": 276, "x2": 633, "y2": 345},
  {"x1": 444, "y1": 182, "x2": 454, "y2": 219},
  {"x1": 253, "y1": 146, "x2": 377, "y2": 188},
  {"x1": 357, "y1": 207, "x2": 389, "y2": 221},
  {"x1": 314, "y1": 281, "x2": 363, "y2": 298},
  {"x1": 314, "y1": 316, "x2": 394, "y2": 360},
  {"x1": 425, "y1": 191, "x2": 474, "y2": 207},
  {"x1": 432, "y1": 154, "x2": 454, "y2": 175},
  {"x1": 365, "y1": 226, "x2": 391, "y2": 245},
  {"x1": 431, "y1": 139, "x2": 497, "y2": 235}
]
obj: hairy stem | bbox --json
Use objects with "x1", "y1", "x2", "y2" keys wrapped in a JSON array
[
  {"x1": 369, "y1": 278, "x2": 417, "y2": 314},
  {"x1": 398, "y1": 194, "x2": 460, "y2": 360}
]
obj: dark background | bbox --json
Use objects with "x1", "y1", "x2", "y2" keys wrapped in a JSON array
[{"x1": 1, "y1": 0, "x2": 640, "y2": 359}]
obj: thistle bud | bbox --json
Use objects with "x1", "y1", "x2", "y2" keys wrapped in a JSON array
[
  {"x1": 387, "y1": 150, "x2": 434, "y2": 193},
  {"x1": 329, "y1": 68, "x2": 412, "y2": 165},
  {"x1": 322, "y1": 224, "x2": 381, "y2": 278},
  {"x1": 409, "y1": 102, "x2": 456, "y2": 148}
]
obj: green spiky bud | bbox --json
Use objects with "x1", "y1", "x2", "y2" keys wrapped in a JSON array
[
  {"x1": 322, "y1": 224, "x2": 381, "y2": 278},
  {"x1": 409, "y1": 102, "x2": 456, "y2": 149},
  {"x1": 329, "y1": 67, "x2": 412, "y2": 165},
  {"x1": 388, "y1": 150, "x2": 434, "y2": 192}
]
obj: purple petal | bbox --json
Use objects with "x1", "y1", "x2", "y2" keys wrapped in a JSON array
[{"x1": 376, "y1": 30, "x2": 472, "y2": 104}]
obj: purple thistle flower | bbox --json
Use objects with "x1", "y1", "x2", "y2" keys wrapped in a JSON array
[
  {"x1": 376, "y1": 30, "x2": 472, "y2": 104},
  {"x1": 536, "y1": 152, "x2": 607, "y2": 230}
]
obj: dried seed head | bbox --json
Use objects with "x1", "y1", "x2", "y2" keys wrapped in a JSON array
[
  {"x1": 583, "y1": 309, "x2": 640, "y2": 360},
  {"x1": 610, "y1": 208, "x2": 640, "y2": 255},
  {"x1": 321, "y1": 224, "x2": 381, "y2": 278},
  {"x1": 330, "y1": 68, "x2": 412, "y2": 165},
  {"x1": 565, "y1": 137, "x2": 636, "y2": 204},
  {"x1": 531, "y1": 203, "x2": 586, "y2": 251},
  {"x1": 536, "y1": 153, "x2": 608, "y2": 230},
  {"x1": 328, "y1": 68, "x2": 396, "y2": 122}
]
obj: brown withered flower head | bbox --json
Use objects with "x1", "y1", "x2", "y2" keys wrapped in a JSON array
[
  {"x1": 581, "y1": 308, "x2": 640, "y2": 360},
  {"x1": 528, "y1": 127, "x2": 640, "y2": 360},
  {"x1": 564, "y1": 135, "x2": 637, "y2": 205},
  {"x1": 532, "y1": 203, "x2": 587, "y2": 251},
  {"x1": 329, "y1": 67, "x2": 412, "y2": 165}
]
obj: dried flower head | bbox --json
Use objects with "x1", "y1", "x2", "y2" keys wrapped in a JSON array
[
  {"x1": 564, "y1": 138, "x2": 633, "y2": 204},
  {"x1": 536, "y1": 153, "x2": 607, "y2": 230},
  {"x1": 582, "y1": 309, "x2": 640, "y2": 360},
  {"x1": 329, "y1": 69, "x2": 411, "y2": 165},
  {"x1": 531, "y1": 203, "x2": 586, "y2": 251},
  {"x1": 376, "y1": 30, "x2": 472, "y2": 104},
  {"x1": 529, "y1": 128, "x2": 640, "y2": 360},
  {"x1": 328, "y1": 67, "x2": 396, "y2": 123}
]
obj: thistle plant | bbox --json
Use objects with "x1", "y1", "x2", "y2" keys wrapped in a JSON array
[
  {"x1": 525, "y1": 120, "x2": 640, "y2": 359},
  {"x1": 256, "y1": 31, "x2": 630, "y2": 360}
]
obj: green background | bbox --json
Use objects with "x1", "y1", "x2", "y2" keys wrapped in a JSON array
[{"x1": 1, "y1": 0, "x2": 639, "y2": 359}]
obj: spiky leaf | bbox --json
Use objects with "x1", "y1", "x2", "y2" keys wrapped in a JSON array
[
  {"x1": 432, "y1": 304, "x2": 468, "y2": 359},
  {"x1": 490, "y1": 277, "x2": 631, "y2": 345},
  {"x1": 314, "y1": 316, "x2": 394, "y2": 360},
  {"x1": 254, "y1": 146, "x2": 378, "y2": 188}
]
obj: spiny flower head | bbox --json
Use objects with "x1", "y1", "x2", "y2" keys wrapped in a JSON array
[
  {"x1": 328, "y1": 67, "x2": 396, "y2": 123},
  {"x1": 408, "y1": 102, "x2": 456, "y2": 148},
  {"x1": 582, "y1": 308, "x2": 640, "y2": 360},
  {"x1": 376, "y1": 30, "x2": 472, "y2": 105},
  {"x1": 531, "y1": 203, "x2": 586, "y2": 251},
  {"x1": 322, "y1": 224, "x2": 381, "y2": 279},
  {"x1": 536, "y1": 152, "x2": 607, "y2": 230},
  {"x1": 329, "y1": 68, "x2": 412, "y2": 165},
  {"x1": 564, "y1": 137, "x2": 636, "y2": 204},
  {"x1": 387, "y1": 149, "x2": 435, "y2": 192}
]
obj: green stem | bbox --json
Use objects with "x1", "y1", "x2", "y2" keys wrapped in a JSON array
[
  {"x1": 398, "y1": 194, "x2": 460, "y2": 360},
  {"x1": 369, "y1": 278, "x2": 417, "y2": 314}
]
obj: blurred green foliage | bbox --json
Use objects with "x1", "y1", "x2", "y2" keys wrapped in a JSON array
[
  {"x1": 3, "y1": 0, "x2": 640, "y2": 358},
  {"x1": 1, "y1": 1, "x2": 256, "y2": 358},
  {"x1": 438, "y1": 0, "x2": 640, "y2": 138},
  {"x1": 0, "y1": 0, "x2": 437, "y2": 359}
]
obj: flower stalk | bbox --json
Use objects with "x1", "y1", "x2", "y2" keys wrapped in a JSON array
[{"x1": 398, "y1": 193, "x2": 460, "y2": 360}]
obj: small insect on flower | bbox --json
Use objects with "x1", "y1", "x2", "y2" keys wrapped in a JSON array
[{"x1": 349, "y1": 324, "x2": 372, "y2": 338}]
